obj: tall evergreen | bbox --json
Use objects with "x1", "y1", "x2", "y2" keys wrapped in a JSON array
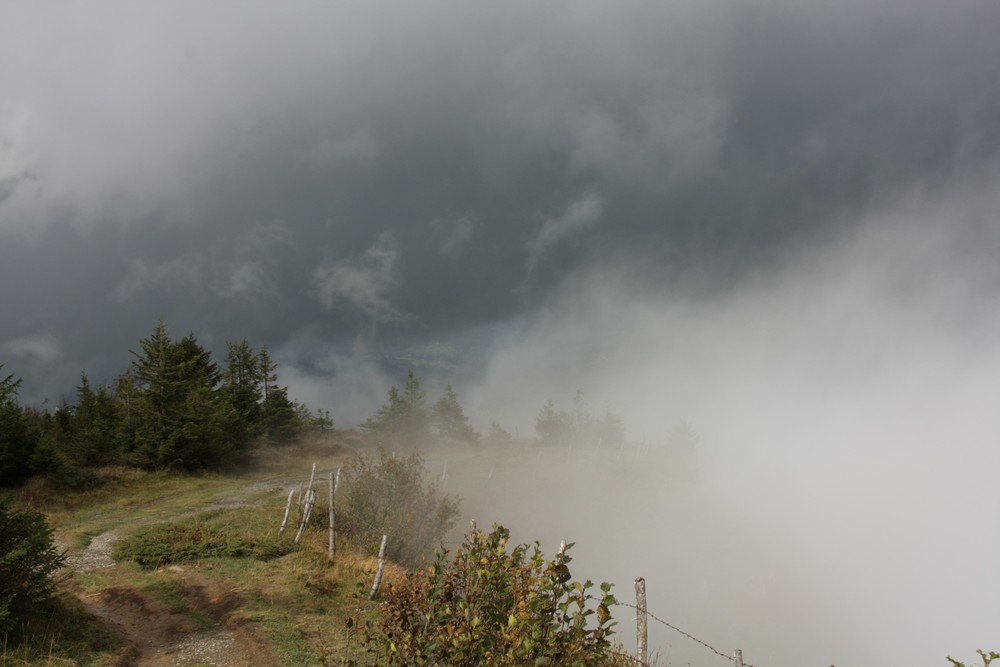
[
  {"x1": 432, "y1": 385, "x2": 479, "y2": 443},
  {"x1": 400, "y1": 370, "x2": 431, "y2": 441},
  {"x1": 361, "y1": 369, "x2": 431, "y2": 444},
  {"x1": 222, "y1": 339, "x2": 263, "y2": 442},
  {"x1": 130, "y1": 323, "x2": 232, "y2": 469},
  {"x1": 68, "y1": 373, "x2": 123, "y2": 466},
  {"x1": 0, "y1": 366, "x2": 37, "y2": 486}
]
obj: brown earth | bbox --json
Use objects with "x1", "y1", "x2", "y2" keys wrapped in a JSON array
[
  {"x1": 63, "y1": 567, "x2": 278, "y2": 666},
  {"x1": 56, "y1": 483, "x2": 300, "y2": 666}
]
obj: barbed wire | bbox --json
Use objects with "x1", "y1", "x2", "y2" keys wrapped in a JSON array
[
  {"x1": 280, "y1": 455, "x2": 761, "y2": 667},
  {"x1": 613, "y1": 601, "x2": 758, "y2": 667}
]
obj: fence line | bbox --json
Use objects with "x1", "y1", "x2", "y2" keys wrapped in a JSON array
[
  {"x1": 276, "y1": 457, "x2": 760, "y2": 666},
  {"x1": 614, "y1": 601, "x2": 757, "y2": 667}
]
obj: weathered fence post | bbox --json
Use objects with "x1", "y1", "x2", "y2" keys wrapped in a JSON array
[
  {"x1": 635, "y1": 577, "x2": 647, "y2": 666},
  {"x1": 369, "y1": 534, "x2": 388, "y2": 600},
  {"x1": 295, "y1": 488, "x2": 317, "y2": 543},
  {"x1": 306, "y1": 462, "x2": 317, "y2": 497},
  {"x1": 734, "y1": 649, "x2": 744, "y2": 667},
  {"x1": 279, "y1": 488, "x2": 295, "y2": 534},
  {"x1": 328, "y1": 468, "x2": 340, "y2": 557}
]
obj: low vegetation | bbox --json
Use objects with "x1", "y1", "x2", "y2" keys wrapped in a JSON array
[
  {"x1": 352, "y1": 524, "x2": 629, "y2": 666},
  {"x1": 0, "y1": 502, "x2": 66, "y2": 636},
  {"x1": 337, "y1": 449, "x2": 460, "y2": 566},
  {"x1": 112, "y1": 512, "x2": 296, "y2": 570}
]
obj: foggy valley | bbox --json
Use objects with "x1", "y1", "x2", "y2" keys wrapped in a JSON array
[{"x1": 3, "y1": 1, "x2": 1000, "y2": 664}]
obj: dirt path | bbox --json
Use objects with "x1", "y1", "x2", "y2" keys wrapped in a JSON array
[
  {"x1": 63, "y1": 568, "x2": 278, "y2": 667},
  {"x1": 58, "y1": 480, "x2": 301, "y2": 666}
]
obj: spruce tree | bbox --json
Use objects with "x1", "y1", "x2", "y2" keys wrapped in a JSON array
[
  {"x1": 0, "y1": 366, "x2": 37, "y2": 486},
  {"x1": 361, "y1": 370, "x2": 432, "y2": 444},
  {"x1": 130, "y1": 323, "x2": 232, "y2": 469},
  {"x1": 222, "y1": 339, "x2": 263, "y2": 442},
  {"x1": 69, "y1": 373, "x2": 123, "y2": 466},
  {"x1": 432, "y1": 385, "x2": 480, "y2": 443},
  {"x1": 400, "y1": 370, "x2": 431, "y2": 441}
]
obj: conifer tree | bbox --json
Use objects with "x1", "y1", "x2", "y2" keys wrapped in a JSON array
[
  {"x1": 400, "y1": 369, "x2": 431, "y2": 441},
  {"x1": 0, "y1": 366, "x2": 37, "y2": 486},
  {"x1": 361, "y1": 370, "x2": 432, "y2": 444},
  {"x1": 535, "y1": 399, "x2": 571, "y2": 444},
  {"x1": 222, "y1": 339, "x2": 263, "y2": 442},
  {"x1": 69, "y1": 373, "x2": 123, "y2": 466},
  {"x1": 432, "y1": 384, "x2": 480, "y2": 443},
  {"x1": 130, "y1": 323, "x2": 232, "y2": 469}
]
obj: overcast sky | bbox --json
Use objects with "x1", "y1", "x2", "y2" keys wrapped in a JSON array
[{"x1": 3, "y1": 2, "x2": 1000, "y2": 663}]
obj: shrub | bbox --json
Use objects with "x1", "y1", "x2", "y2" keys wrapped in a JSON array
[
  {"x1": 113, "y1": 518, "x2": 295, "y2": 569},
  {"x1": 367, "y1": 525, "x2": 630, "y2": 666},
  {"x1": 0, "y1": 501, "x2": 66, "y2": 635},
  {"x1": 338, "y1": 450, "x2": 459, "y2": 567},
  {"x1": 949, "y1": 650, "x2": 1000, "y2": 667}
]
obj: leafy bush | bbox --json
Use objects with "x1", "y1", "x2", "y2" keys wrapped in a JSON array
[
  {"x1": 338, "y1": 450, "x2": 459, "y2": 567},
  {"x1": 949, "y1": 650, "x2": 1000, "y2": 667},
  {"x1": 366, "y1": 525, "x2": 629, "y2": 666},
  {"x1": 113, "y1": 519, "x2": 294, "y2": 569},
  {"x1": 0, "y1": 501, "x2": 66, "y2": 635}
]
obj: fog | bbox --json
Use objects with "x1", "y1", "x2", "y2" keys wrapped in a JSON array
[
  {"x1": 434, "y1": 174, "x2": 1000, "y2": 666},
  {"x1": 3, "y1": 1, "x2": 1000, "y2": 663}
]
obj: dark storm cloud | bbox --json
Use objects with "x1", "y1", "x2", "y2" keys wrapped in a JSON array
[
  {"x1": 3, "y1": 3, "x2": 1000, "y2": 661},
  {"x1": 1, "y1": 0, "x2": 997, "y2": 413}
]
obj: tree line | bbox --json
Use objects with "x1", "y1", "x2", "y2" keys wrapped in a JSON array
[
  {"x1": 0, "y1": 322, "x2": 314, "y2": 486},
  {"x1": 359, "y1": 369, "x2": 481, "y2": 446},
  {"x1": 359, "y1": 371, "x2": 627, "y2": 449},
  {"x1": 534, "y1": 390, "x2": 625, "y2": 447},
  {"x1": 2, "y1": 324, "x2": 633, "y2": 487}
]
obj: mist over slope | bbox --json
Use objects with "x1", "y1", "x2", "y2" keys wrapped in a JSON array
[
  {"x1": 447, "y1": 174, "x2": 1000, "y2": 666},
  {"x1": 2, "y1": 1, "x2": 1000, "y2": 663}
]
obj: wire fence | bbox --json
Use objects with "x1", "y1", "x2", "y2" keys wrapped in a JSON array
[
  {"x1": 613, "y1": 601, "x2": 758, "y2": 667},
  {"x1": 280, "y1": 450, "x2": 762, "y2": 667}
]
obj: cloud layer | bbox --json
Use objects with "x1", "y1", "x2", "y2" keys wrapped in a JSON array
[{"x1": 2, "y1": 1, "x2": 1000, "y2": 663}]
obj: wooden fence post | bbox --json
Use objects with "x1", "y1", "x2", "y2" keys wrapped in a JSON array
[
  {"x1": 295, "y1": 488, "x2": 317, "y2": 543},
  {"x1": 306, "y1": 462, "x2": 317, "y2": 497},
  {"x1": 734, "y1": 649, "x2": 744, "y2": 667},
  {"x1": 635, "y1": 577, "x2": 647, "y2": 666},
  {"x1": 279, "y1": 488, "x2": 295, "y2": 534},
  {"x1": 369, "y1": 534, "x2": 388, "y2": 600},
  {"x1": 328, "y1": 468, "x2": 340, "y2": 557}
]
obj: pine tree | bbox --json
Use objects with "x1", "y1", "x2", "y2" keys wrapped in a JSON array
[
  {"x1": 261, "y1": 385, "x2": 299, "y2": 443},
  {"x1": 432, "y1": 385, "x2": 480, "y2": 443},
  {"x1": 400, "y1": 370, "x2": 431, "y2": 441},
  {"x1": 361, "y1": 370, "x2": 432, "y2": 444},
  {"x1": 487, "y1": 421, "x2": 512, "y2": 441},
  {"x1": 0, "y1": 366, "x2": 37, "y2": 486},
  {"x1": 596, "y1": 408, "x2": 625, "y2": 447},
  {"x1": 360, "y1": 386, "x2": 408, "y2": 436},
  {"x1": 69, "y1": 373, "x2": 123, "y2": 466},
  {"x1": 129, "y1": 323, "x2": 232, "y2": 469},
  {"x1": 222, "y1": 339, "x2": 263, "y2": 442},
  {"x1": 535, "y1": 399, "x2": 571, "y2": 445}
]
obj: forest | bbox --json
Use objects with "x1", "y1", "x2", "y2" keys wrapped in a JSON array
[
  {"x1": 0, "y1": 321, "x2": 629, "y2": 490},
  {"x1": 0, "y1": 322, "x2": 308, "y2": 487}
]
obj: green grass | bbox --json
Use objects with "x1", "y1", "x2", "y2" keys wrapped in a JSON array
[
  {"x1": 0, "y1": 591, "x2": 118, "y2": 667},
  {"x1": 113, "y1": 511, "x2": 296, "y2": 570},
  {"x1": 0, "y1": 432, "x2": 441, "y2": 665}
]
